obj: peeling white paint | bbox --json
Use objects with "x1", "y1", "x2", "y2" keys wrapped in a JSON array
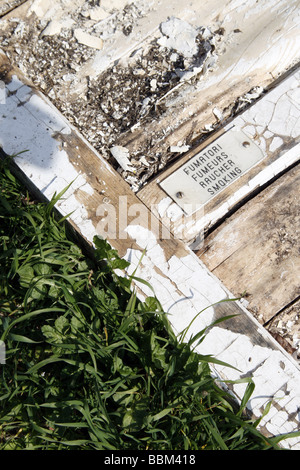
[
  {"x1": 166, "y1": 203, "x2": 184, "y2": 221},
  {"x1": 123, "y1": 225, "x2": 226, "y2": 334},
  {"x1": 169, "y1": 144, "x2": 190, "y2": 153},
  {"x1": 157, "y1": 196, "x2": 173, "y2": 217},
  {"x1": 78, "y1": 181, "x2": 95, "y2": 196},
  {"x1": 232, "y1": 71, "x2": 300, "y2": 142},
  {"x1": 41, "y1": 18, "x2": 75, "y2": 37},
  {"x1": 74, "y1": 29, "x2": 104, "y2": 50},
  {"x1": 157, "y1": 17, "x2": 199, "y2": 58},
  {"x1": 166, "y1": 70, "x2": 300, "y2": 242},
  {"x1": 0, "y1": 77, "x2": 99, "y2": 245},
  {"x1": 1, "y1": 31, "x2": 300, "y2": 447},
  {"x1": 122, "y1": 227, "x2": 300, "y2": 449},
  {"x1": 269, "y1": 136, "x2": 283, "y2": 152},
  {"x1": 110, "y1": 145, "x2": 135, "y2": 172},
  {"x1": 6, "y1": 74, "x2": 25, "y2": 92},
  {"x1": 124, "y1": 224, "x2": 157, "y2": 250}
]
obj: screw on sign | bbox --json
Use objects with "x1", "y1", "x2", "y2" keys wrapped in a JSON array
[{"x1": 160, "y1": 130, "x2": 265, "y2": 215}]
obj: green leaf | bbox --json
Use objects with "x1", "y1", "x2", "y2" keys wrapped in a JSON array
[
  {"x1": 34, "y1": 262, "x2": 52, "y2": 276},
  {"x1": 1, "y1": 308, "x2": 65, "y2": 342},
  {"x1": 46, "y1": 179, "x2": 76, "y2": 215},
  {"x1": 17, "y1": 264, "x2": 35, "y2": 288},
  {"x1": 237, "y1": 380, "x2": 255, "y2": 417},
  {"x1": 9, "y1": 333, "x2": 41, "y2": 344},
  {"x1": 205, "y1": 419, "x2": 229, "y2": 450},
  {"x1": 152, "y1": 408, "x2": 173, "y2": 422},
  {"x1": 179, "y1": 298, "x2": 240, "y2": 344}
]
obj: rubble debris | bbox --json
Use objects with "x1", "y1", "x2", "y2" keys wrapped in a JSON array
[
  {"x1": 89, "y1": 7, "x2": 110, "y2": 21},
  {"x1": 231, "y1": 86, "x2": 265, "y2": 115},
  {"x1": 73, "y1": 29, "x2": 103, "y2": 50},
  {"x1": 266, "y1": 301, "x2": 300, "y2": 360},
  {"x1": 100, "y1": 0, "x2": 131, "y2": 13},
  {"x1": 0, "y1": 1, "x2": 223, "y2": 189},
  {"x1": 213, "y1": 107, "x2": 223, "y2": 121},
  {"x1": 0, "y1": 0, "x2": 27, "y2": 17},
  {"x1": 41, "y1": 18, "x2": 75, "y2": 37},
  {"x1": 110, "y1": 145, "x2": 135, "y2": 172},
  {"x1": 169, "y1": 144, "x2": 190, "y2": 153},
  {"x1": 158, "y1": 17, "x2": 199, "y2": 58}
]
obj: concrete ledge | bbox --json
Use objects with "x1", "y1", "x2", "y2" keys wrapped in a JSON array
[{"x1": 1, "y1": 59, "x2": 300, "y2": 448}]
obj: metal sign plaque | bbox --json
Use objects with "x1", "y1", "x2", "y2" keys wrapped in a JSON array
[{"x1": 159, "y1": 130, "x2": 264, "y2": 215}]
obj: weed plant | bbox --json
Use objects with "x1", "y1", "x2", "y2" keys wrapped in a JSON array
[{"x1": 0, "y1": 154, "x2": 297, "y2": 450}]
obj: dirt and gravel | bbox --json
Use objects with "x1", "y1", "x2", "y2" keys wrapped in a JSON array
[{"x1": 0, "y1": 0, "x2": 229, "y2": 189}]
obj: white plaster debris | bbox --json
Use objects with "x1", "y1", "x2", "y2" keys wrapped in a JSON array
[
  {"x1": 109, "y1": 145, "x2": 135, "y2": 172},
  {"x1": 73, "y1": 29, "x2": 103, "y2": 50},
  {"x1": 212, "y1": 107, "x2": 224, "y2": 121},
  {"x1": 91, "y1": 52, "x2": 114, "y2": 76},
  {"x1": 169, "y1": 144, "x2": 190, "y2": 153},
  {"x1": 239, "y1": 86, "x2": 264, "y2": 103},
  {"x1": 100, "y1": 0, "x2": 131, "y2": 13},
  {"x1": 28, "y1": 0, "x2": 85, "y2": 22},
  {"x1": 157, "y1": 17, "x2": 199, "y2": 58},
  {"x1": 166, "y1": 203, "x2": 184, "y2": 222},
  {"x1": 89, "y1": 6, "x2": 110, "y2": 21},
  {"x1": 139, "y1": 155, "x2": 150, "y2": 167},
  {"x1": 28, "y1": 0, "x2": 54, "y2": 18},
  {"x1": 41, "y1": 18, "x2": 75, "y2": 37},
  {"x1": 157, "y1": 196, "x2": 173, "y2": 218},
  {"x1": 150, "y1": 78, "x2": 157, "y2": 92}
]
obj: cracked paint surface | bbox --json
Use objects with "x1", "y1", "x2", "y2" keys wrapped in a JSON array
[
  {"x1": 0, "y1": 75, "x2": 96, "y2": 240},
  {"x1": 152, "y1": 70, "x2": 300, "y2": 243},
  {"x1": 232, "y1": 70, "x2": 300, "y2": 153},
  {"x1": 1, "y1": 59, "x2": 300, "y2": 448},
  {"x1": 123, "y1": 225, "x2": 300, "y2": 448}
]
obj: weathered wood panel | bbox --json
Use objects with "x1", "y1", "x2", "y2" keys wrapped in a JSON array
[
  {"x1": 199, "y1": 164, "x2": 300, "y2": 324},
  {"x1": 267, "y1": 299, "x2": 300, "y2": 357},
  {"x1": 138, "y1": 69, "x2": 300, "y2": 244},
  {"x1": 0, "y1": 0, "x2": 298, "y2": 190},
  {"x1": 0, "y1": 0, "x2": 27, "y2": 17},
  {"x1": 119, "y1": 0, "x2": 300, "y2": 187},
  {"x1": 1, "y1": 0, "x2": 300, "y2": 448},
  {"x1": 1, "y1": 53, "x2": 300, "y2": 448}
]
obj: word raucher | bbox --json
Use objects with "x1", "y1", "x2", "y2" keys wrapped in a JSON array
[{"x1": 183, "y1": 143, "x2": 242, "y2": 196}]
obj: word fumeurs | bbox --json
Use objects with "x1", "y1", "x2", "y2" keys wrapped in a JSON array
[{"x1": 183, "y1": 143, "x2": 242, "y2": 196}]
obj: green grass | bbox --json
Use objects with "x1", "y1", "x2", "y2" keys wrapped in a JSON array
[{"x1": 0, "y1": 154, "x2": 298, "y2": 450}]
